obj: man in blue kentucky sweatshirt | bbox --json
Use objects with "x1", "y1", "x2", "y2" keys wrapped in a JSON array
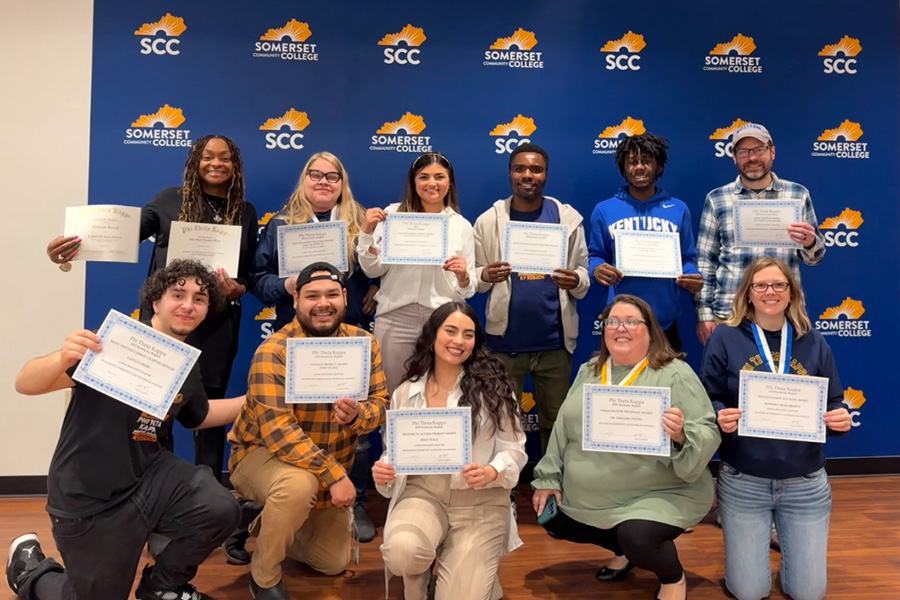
[{"x1": 588, "y1": 133, "x2": 701, "y2": 350}]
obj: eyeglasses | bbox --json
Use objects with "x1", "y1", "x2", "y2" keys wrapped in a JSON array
[
  {"x1": 734, "y1": 145, "x2": 771, "y2": 159},
  {"x1": 307, "y1": 169, "x2": 342, "y2": 183},
  {"x1": 604, "y1": 317, "x2": 647, "y2": 330},
  {"x1": 750, "y1": 281, "x2": 790, "y2": 293}
]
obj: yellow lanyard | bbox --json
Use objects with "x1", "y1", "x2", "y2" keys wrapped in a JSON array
[{"x1": 601, "y1": 357, "x2": 649, "y2": 386}]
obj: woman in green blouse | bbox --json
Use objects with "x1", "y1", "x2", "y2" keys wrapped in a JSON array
[{"x1": 532, "y1": 294, "x2": 720, "y2": 600}]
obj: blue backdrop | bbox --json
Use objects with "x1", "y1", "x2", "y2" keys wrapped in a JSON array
[{"x1": 86, "y1": 0, "x2": 900, "y2": 463}]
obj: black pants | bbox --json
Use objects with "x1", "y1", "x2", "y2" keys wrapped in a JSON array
[
  {"x1": 193, "y1": 386, "x2": 226, "y2": 484},
  {"x1": 21, "y1": 452, "x2": 240, "y2": 600},
  {"x1": 664, "y1": 322, "x2": 682, "y2": 352},
  {"x1": 542, "y1": 508, "x2": 685, "y2": 584}
]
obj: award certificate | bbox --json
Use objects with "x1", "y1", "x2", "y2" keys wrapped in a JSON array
[
  {"x1": 582, "y1": 384, "x2": 671, "y2": 456},
  {"x1": 64, "y1": 205, "x2": 141, "y2": 263},
  {"x1": 733, "y1": 200, "x2": 802, "y2": 248},
  {"x1": 738, "y1": 371, "x2": 828, "y2": 443},
  {"x1": 285, "y1": 337, "x2": 371, "y2": 403},
  {"x1": 502, "y1": 222, "x2": 568, "y2": 274},
  {"x1": 382, "y1": 213, "x2": 449, "y2": 264},
  {"x1": 277, "y1": 221, "x2": 348, "y2": 277},
  {"x1": 614, "y1": 230, "x2": 682, "y2": 278},
  {"x1": 167, "y1": 222, "x2": 242, "y2": 275},
  {"x1": 387, "y1": 407, "x2": 472, "y2": 474},
  {"x1": 72, "y1": 309, "x2": 201, "y2": 419}
]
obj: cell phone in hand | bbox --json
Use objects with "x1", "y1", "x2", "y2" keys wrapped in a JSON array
[{"x1": 537, "y1": 493, "x2": 558, "y2": 525}]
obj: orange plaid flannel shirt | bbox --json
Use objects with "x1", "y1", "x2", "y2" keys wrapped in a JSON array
[{"x1": 228, "y1": 319, "x2": 387, "y2": 507}]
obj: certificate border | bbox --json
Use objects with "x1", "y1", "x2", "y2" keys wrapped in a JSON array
[
  {"x1": 72, "y1": 309, "x2": 200, "y2": 419},
  {"x1": 613, "y1": 230, "x2": 683, "y2": 278},
  {"x1": 502, "y1": 221, "x2": 569, "y2": 274},
  {"x1": 285, "y1": 337, "x2": 371, "y2": 403},
  {"x1": 387, "y1": 407, "x2": 472, "y2": 474},
  {"x1": 582, "y1": 384, "x2": 671, "y2": 456},
  {"x1": 382, "y1": 212, "x2": 449, "y2": 265},
  {"x1": 733, "y1": 199, "x2": 803, "y2": 248},
  {"x1": 167, "y1": 221, "x2": 243, "y2": 275},
  {"x1": 737, "y1": 370, "x2": 828, "y2": 443},
  {"x1": 276, "y1": 221, "x2": 349, "y2": 275}
]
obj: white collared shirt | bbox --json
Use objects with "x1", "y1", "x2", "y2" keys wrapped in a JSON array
[
  {"x1": 376, "y1": 370, "x2": 527, "y2": 495},
  {"x1": 358, "y1": 204, "x2": 477, "y2": 315}
]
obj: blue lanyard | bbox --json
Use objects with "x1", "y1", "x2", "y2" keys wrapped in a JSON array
[{"x1": 751, "y1": 321, "x2": 792, "y2": 374}]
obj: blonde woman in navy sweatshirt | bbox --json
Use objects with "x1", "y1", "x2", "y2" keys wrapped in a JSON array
[{"x1": 700, "y1": 257, "x2": 851, "y2": 600}]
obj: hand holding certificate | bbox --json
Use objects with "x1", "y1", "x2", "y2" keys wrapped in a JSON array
[
  {"x1": 738, "y1": 371, "x2": 828, "y2": 443},
  {"x1": 387, "y1": 407, "x2": 472, "y2": 474},
  {"x1": 277, "y1": 221, "x2": 349, "y2": 276},
  {"x1": 64, "y1": 205, "x2": 141, "y2": 263},
  {"x1": 72, "y1": 309, "x2": 201, "y2": 419},
  {"x1": 614, "y1": 230, "x2": 682, "y2": 278},
  {"x1": 382, "y1": 213, "x2": 449, "y2": 264},
  {"x1": 502, "y1": 222, "x2": 568, "y2": 274},
  {"x1": 167, "y1": 222, "x2": 242, "y2": 275},
  {"x1": 582, "y1": 384, "x2": 671, "y2": 456},
  {"x1": 285, "y1": 337, "x2": 371, "y2": 403},
  {"x1": 733, "y1": 200, "x2": 803, "y2": 248}
]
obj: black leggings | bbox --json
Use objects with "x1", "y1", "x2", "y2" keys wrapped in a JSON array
[{"x1": 542, "y1": 508, "x2": 685, "y2": 584}]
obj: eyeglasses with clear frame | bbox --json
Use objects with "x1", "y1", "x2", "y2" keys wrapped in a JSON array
[
  {"x1": 604, "y1": 317, "x2": 647, "y2": 330},
  {"x1": 307, "y1": 169, "x2": 342, "y2": 183},
  {"x1": 733, "y1": 145, "x2": 771, "y2": 159},
  {"x1": 750, "y1": 281, "x2": 790, "y2": 293}
]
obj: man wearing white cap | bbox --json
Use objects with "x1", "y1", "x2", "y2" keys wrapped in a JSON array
[{"x1": 694, "y1": 122, "x2": 825, "y2": 344}]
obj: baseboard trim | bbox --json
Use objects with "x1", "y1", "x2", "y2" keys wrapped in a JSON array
[{"x1": 2, "y1": 456, "x2": 898, "y2": 497}]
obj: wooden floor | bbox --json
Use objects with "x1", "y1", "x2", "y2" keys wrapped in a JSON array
[{"x1": 2, "y1": 476, "x2": 898, "y2": 599}]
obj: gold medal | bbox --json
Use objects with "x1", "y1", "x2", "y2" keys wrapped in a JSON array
[{"x1": 59, "y1": 262, "x2": 72, "y2": 272}]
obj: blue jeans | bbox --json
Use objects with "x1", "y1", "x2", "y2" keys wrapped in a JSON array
[{"x1": 717, "y1": 462, "x2": 831, "y2": 600}]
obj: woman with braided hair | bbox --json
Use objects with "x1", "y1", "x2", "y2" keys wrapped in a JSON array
[{"x1": 46, "y1": 134, "x2": 258, "y2": 480}]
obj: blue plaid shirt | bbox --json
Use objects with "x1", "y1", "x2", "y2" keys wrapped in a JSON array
[{"x1": 694, "y1": 173, "x2": 825, "y2": 321}]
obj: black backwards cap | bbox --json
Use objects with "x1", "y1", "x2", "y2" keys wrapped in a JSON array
[{"x1": 295, "y1": 262, "x2": 345, "y2": 291}]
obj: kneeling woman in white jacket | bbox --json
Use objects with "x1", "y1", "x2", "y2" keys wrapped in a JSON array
[{"x1": 372, "y1": 301, "x2": 527, "y2": 600}]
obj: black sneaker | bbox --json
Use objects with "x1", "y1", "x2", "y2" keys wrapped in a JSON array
[
  {"x1": 352, "y1": 504, "x2": 376, "y2": 543},
  {"x1": 6, "y1": 533, "x2": 45, "y2": 594},
  {"x1": 134, "y1": 565, "x2": 216, "y2": 600}
]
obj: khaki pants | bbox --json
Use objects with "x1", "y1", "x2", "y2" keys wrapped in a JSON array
[
  {"x1": 230, "y1": 447, "x2": 351, "y2": 587},
  {"x1": 381, "y1": 475, "x2": 508, "y2": 600}
]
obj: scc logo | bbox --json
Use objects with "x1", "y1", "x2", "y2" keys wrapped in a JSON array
[
  {"x1": 140, "y1": 38, "x2": 180, "y2": 55},
  {"x1": 384, "y1": 48, "x2": 420, "y2": 64},
  {"x1": 822, "y1": 58, "x2": 857, "y2": 74}
]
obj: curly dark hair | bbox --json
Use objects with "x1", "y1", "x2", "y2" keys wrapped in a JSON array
[
  {"x1": 139, "y1": 259, "x2": 225, "y2": 315},
  {"x1": 178, "y1": 134, "x2": 246, "y2": 226},
  {"x1": 398, "y1": 152, "x2": 460, "y2": 214},
  {"x1": 509, "y1": 142, "x2": 549, "y2": 170},
  {"x1": 592, "y1": 294, "x2": 683, "y2": 375},
  {"x1": 614, "y1": 132, "x2": 669, "y2": 179},
  {"x1": 403, "y1": 302, "x2": 523, "y2": 436}
]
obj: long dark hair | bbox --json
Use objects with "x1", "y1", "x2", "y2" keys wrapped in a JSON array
[
  {"x1": 178, "y1": 134, "x2": 246, "y2": 225},
  {"x1": 593, "y1": 294, "x2": 683, "y2": 375},
  {"x1": 403, "y1": 302, "x2": 523, "y2": 436},
  {"x1": 397, "y1": 152, "x2": 460, "y2": 213}
]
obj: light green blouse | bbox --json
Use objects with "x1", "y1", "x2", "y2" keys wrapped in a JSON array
[{"x1": 532, "y1": 358, "x2": 720, "y2": 529}]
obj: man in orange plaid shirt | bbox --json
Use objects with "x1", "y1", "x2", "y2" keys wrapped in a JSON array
[{"x1": 228, "y1": 262, "x2": 388, "y2": 600}]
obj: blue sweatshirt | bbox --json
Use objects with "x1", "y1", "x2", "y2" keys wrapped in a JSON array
[
  {"x1": 587, "y1": 186, "x2": 698, "y2": 330},
  {"x1": 700, "y1": 318, "x2": 848, "y2": 479}
]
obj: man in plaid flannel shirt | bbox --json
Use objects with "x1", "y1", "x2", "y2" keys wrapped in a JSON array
[
  {"x1": 227, "y1": 262, "x2": 388, "y2": 600},
  {"x1": 694, "y1": 123, "x2": 826, "y2": 344}
]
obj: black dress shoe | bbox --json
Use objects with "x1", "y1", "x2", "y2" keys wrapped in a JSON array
[
  {"x1": 594, "y1": 560, "x2": 633, "y2": 581},
  {"x1": 249, "y1": 576, "x2": 290, "y2": 600}
]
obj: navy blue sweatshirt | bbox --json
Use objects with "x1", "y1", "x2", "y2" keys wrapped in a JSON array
[{"x1": 700, "y1": 318, "x2": 848, "y2": 479}]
